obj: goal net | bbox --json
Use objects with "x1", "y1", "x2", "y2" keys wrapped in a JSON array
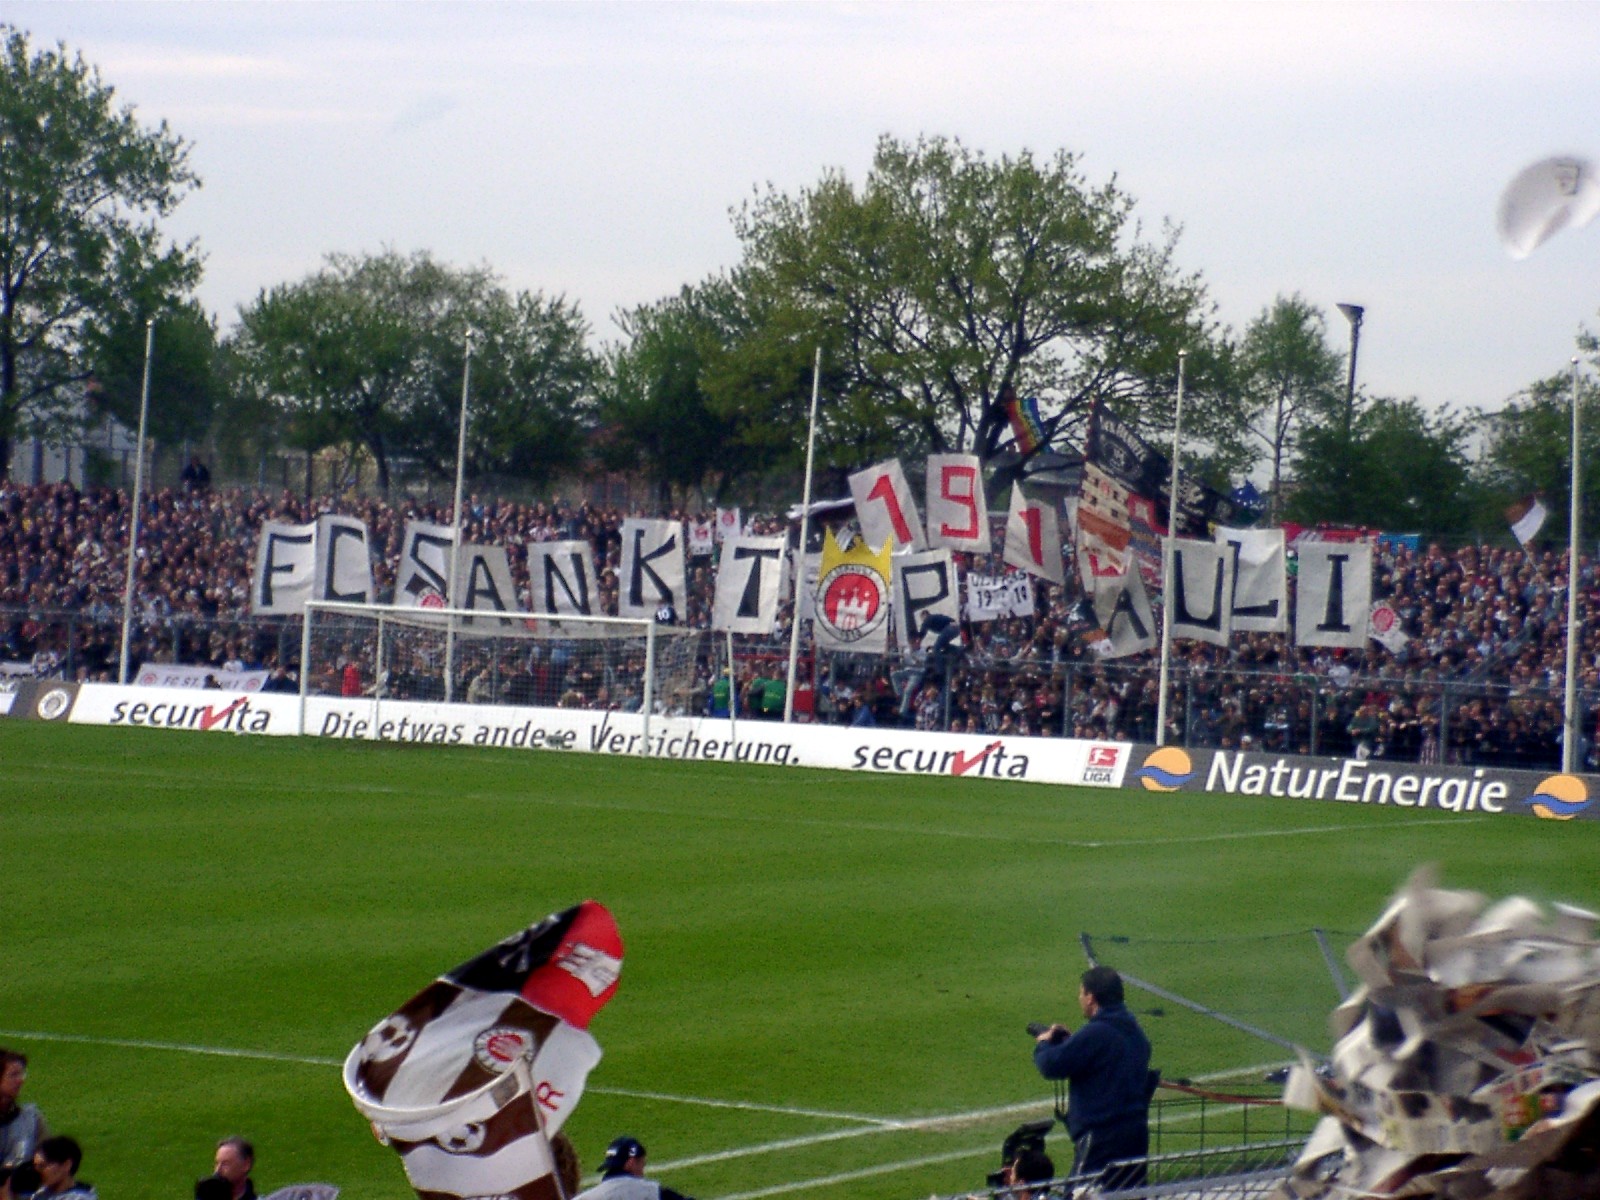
[{"x1": 301, "y1": 602, "x2": 709, "y2": 716}]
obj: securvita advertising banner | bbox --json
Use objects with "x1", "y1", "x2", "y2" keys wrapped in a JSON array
[
  {"x1": 59, "y1": 683, "x2": 1133, "y2": 790},
  {"x1": 1125, "y1": 743, "x2": 1600, "y2": 822}
]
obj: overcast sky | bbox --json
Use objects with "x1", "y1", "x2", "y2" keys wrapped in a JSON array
[{"x1": 12, "y1": 1, "x2": 1600, "y2": 418}]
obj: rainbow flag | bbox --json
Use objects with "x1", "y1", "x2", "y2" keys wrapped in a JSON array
[{"x1": 1004, "y1": 390, "x2": 1046, "y2": 455}]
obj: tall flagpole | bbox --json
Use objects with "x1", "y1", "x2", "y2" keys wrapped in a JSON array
[
  {"x1": 783, "y1": 347, "x2": 823, "y2": 723},
  {"x1": 444, "y1": 330, "x2": 475, "y2": 703},
  {"x1": 118, "y1": 319, "x2": 155, "y2": 685},
  {"x1": 1155, "y1": 350, "x2": 1186, "y2": 747},
  {"x1": 1563, "y1": 356, "x2": 1582, "y2": 773}
]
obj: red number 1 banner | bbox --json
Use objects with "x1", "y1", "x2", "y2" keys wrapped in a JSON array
[{"x1": 848, "y1": 458, "x2": 926, "y2": 552}]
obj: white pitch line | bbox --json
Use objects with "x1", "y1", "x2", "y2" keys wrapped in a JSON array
[
  {"x1": 0, "y1": 1030, "x2": 898, "y2": 1125},
  {"x1": 711, "y1": 1144, "x2": 988, "y2": 1200},
  {"x1": 590, "y1": 1087, "x2": 900, "y2": 1128},
  {"x1": 0, "y1": 1029, "x2": 343, "y2": 1068},
  {"x1": 649, "y1": 1061, "x2": 1293, "y2": 1175}
]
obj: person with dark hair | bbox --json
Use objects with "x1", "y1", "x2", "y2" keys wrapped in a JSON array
[
  {"x1": 573, "y1": 1136, "x2": 692, "y2": 1200},
  {"x1": 0, "y1": 1052, "x2": 46, "y2": 1197},
  {"x1": 989, "y1": 1145, "x2": 1054, "y2": 1200},
  {"x1": 210, "y1": 1138, "x2": 256, "y2": 1200},
  {"x1": 30, "y1": 1136, "x2": 94, "y2": 1200},
  {"x1": 1033, "y1": 966, "x2": 1155, "y2": 1189}
]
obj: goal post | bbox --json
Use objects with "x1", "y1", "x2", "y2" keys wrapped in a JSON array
[{"x1": 299, "y1": 601, "x2": 708, "y2": 747}]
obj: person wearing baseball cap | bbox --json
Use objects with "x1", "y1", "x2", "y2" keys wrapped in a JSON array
[{"x1": 573, "y1": 1136, "x2": 693, "y2": 1200}]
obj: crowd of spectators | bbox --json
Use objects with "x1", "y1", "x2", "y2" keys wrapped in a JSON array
[{"x1": 2, "y1": 477, "x2": 1596, "y2": 770}]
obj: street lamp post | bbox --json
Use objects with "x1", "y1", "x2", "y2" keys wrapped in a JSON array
[{"x1": 1336, "y1": 303, "x2": 1364, "y2": 441}]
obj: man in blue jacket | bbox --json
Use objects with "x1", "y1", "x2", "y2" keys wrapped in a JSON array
[{"x1": 1033, "y1": 966, "x2": 1155, "y2": 1189}]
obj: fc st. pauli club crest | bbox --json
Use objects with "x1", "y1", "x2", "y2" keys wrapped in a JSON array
[{"x1": 815, "y1": 529, "x2": 891, "y2": 644}]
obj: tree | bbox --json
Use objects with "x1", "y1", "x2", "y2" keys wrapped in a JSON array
[
  {"x1": 601, "y1": 276, "x2": 830, "y2": 504},
  {"x1": 87, "y1": 298, "x2": 223, "y2": 450},
  {"x1": 1237, "y1": 295, "x2": 1343, "y2": 520},
  {"x1": 0, "y1": 25, "x2": 201, "y2": 477},
  {"x1": 728, "y1": 134, "x2": 1243, "y2": 480},
  {"x1": 1476, "y1": 366, "x2": 1600, "y2": 542},
  {"x1": 1287, "y1": 396, "x2": 1481, "y2": 534},
  {"x1": 231, "y1": 250, "x2": 598, "y2": 493}
]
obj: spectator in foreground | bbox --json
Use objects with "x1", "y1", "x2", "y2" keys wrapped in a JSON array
[
  {"x1": 29, "y1": 1136, "x2": 95, "y2": 1200},
  {"x1": 574, "y1": 1136, "x2": 693, "y2": 1200},
  {"x1": 0, "y1": 1051, "x2": 45, "y2": 1196},
  {"x1": 211, "y1": 1137, "x2": 256, "y2": 1200}
]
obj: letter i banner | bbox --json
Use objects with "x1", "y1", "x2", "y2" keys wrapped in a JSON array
[{"x1": 343, "y1": 902, "x2": 622, "y2": 1200}]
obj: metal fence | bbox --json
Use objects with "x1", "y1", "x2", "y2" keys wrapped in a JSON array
[{"x1": 4, "y1": 603, "x2": 1594, "y2": 773}]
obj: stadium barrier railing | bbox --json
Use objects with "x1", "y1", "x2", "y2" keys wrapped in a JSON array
[{"x1": 3, "y1": 603, "x2": 1594, "y2": 774}]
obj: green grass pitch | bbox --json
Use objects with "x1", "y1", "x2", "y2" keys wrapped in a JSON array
[{"x1": 7, "y1": 722, "x2": 1598, "y2": 1200}]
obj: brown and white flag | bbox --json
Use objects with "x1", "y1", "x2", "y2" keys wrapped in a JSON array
[{"x1": 344, "y1": 902, "x2": 623, "y2": 1200}]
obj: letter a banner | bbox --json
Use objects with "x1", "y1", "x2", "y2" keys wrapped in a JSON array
[{"x1": 812, "y1": 528, "x2": 892, "y2": 652}]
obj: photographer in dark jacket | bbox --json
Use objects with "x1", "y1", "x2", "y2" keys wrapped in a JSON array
[{"x1": 1033, "y1": 966, "x2": 1155, "y2": 1189}]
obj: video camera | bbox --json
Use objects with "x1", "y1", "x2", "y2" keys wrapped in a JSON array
[
  {"x1": 1026, "y1": 1021, "x2": 1068, "y2": 1043},
  {"x1": 985, "y1": 1119, "x2": 1053, "y2": 1188}
]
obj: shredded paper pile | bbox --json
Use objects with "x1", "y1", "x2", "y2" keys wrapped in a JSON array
[{"x1": 1276, "y1": 868, "x2": 1600, "y2": 1199}]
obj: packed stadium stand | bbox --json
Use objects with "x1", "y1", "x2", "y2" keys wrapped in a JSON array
[{"x1": 3, "y1": 480, "x2": 1596, "y2": 771}]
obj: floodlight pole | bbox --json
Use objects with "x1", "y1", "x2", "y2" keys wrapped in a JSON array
[
  {"x1": 1563, "y1": 356, "x2": 1582, "y2": 773},
  {"x1": 783, "y1": 347, "x2": 823, "y2": 723},
  {"x1": 445, "y1": 330, "x2": 476, "y2": 703},
  {"x1": 1155, "y1": 350, "x2": 1186, "y2": 747},
  {"x1": 118, "y1": 319, "x2": 155, "y2": 685}
]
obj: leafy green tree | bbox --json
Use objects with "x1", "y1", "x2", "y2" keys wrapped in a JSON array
[
  {"x1": 0, "y1": 24, "x2": 201, "y2": 477},
  {"x1": 728, "y1": 134, "x2": 1242, "y2": 479},
  {"x1": 231, "y1": 250, "x2": 597, "y2": 493},
  {"x1": 0, "y1": 23, "x2": 203, "y2": 476},
  {"x1": 87, "y1": 298, "x2": 222, "y2": 449},
  {"x1": 1476, "y1": 366, "x2": 1600, "y2": 541},
  {"x1": 1238, "y1": 295, "x2": 1343, "y2": 520},
  {"x1": 601, "y1": 277, "x2": 833, "y2": 504},
  {"x1": 1288, "y1": 396, "x2": 1481, "y2": 534}
]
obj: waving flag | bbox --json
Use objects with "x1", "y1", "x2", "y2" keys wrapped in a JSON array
[
  {"x1": 343, "y1": 902, "x2": 623, "y2": 1200},
  {"x1": 1002, "y1": 386, "x2": 1046, "y2": 455},
  {"x1": 1498, "y1": 156, "x2": 1600, "y2": 260}
]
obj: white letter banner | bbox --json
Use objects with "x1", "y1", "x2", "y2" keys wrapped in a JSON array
[
  {"x1": 315, "y1": 515, "x2": 374, "y2": 607},
  {"x1": 619, "y1": 518, "x2": 686, "y2": 619},
  {"x1": 1002, "y1": 485, "x2": 1065, "y2": 587},
  {"x1": 892, "y1": 548, "x2": 961, "y2": 649},
  {"x1": 849, "y1": 458, "x2": 926, "y2": 551},
  {"x1": 1093, "y1": 566, "x2": 1156, "y2": 659},
  {"x1": 924, "y1": 453, "x2": 989, "y2": 552},
  {"x1": 252, "y1": 521, "x2": 316, "y2": 615},
  {"x1": 396, "y1": 521, "x2": 456, "y2": 608},
  {"x1": 455, "y1": 543, "x2": 522, "y2": 627},
  {"x1": 1169, "y1": 539, "x2": 1234, "y2": 647},
  {"x1": 712, "y1": 534, "x2": 787, "y2": 633},
  {"x1": 1217, "y1": 526, "x2": 1286, "y2": 633},
  {"x1": 526, "y1": 541, "x2": 601, "y2": 617},
  {"x1": 1295, "y1": 541, "x2": 1372, "y2": 648}
]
